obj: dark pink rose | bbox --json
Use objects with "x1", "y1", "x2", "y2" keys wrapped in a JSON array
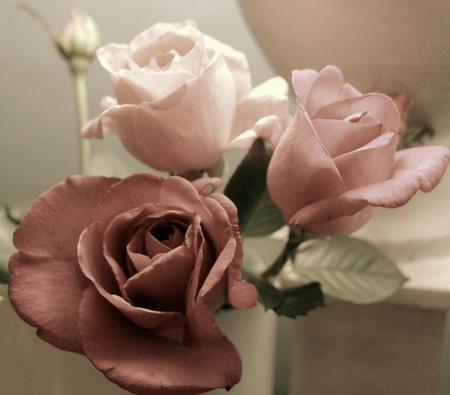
[
  {"x1": 81, "y1": 21, "x2": 290, "y2": 174},
  {"x1": 9, "y1": 173, "x2": 257, "y2": 394},
  {"x1": 267, "y1": 65, "x2": 450, "y2": 236}
]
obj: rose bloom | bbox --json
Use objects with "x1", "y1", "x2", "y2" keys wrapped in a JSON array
[
  {"x1": 267, "y1": 65, "x2": 450, "y2": 236},
  {"x1": 9, "y1": 173, "x2": 258, "y2": 394},
  {"x1": 82, "y1": 20, "x2": 290, "y2": 175}
]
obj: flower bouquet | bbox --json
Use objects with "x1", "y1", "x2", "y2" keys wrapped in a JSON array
[{"x1": 1, "y1": 6, "x2": 449, "y2": 395}]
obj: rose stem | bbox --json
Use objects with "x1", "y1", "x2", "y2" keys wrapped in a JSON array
[
  {"x1": 73, "y1": 70, "x2": 91, "y2": 175},
  {"x1": 261, "y1": 229, "x2": 317, "y2": 278}
]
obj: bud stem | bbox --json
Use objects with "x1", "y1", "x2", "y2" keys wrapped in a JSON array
[
  {"x1": 73, "y1": 71, "x2": 90, "y2": 175},
  {"x1": 261, "y1": 229, "x2": 319, "y2": 278}
]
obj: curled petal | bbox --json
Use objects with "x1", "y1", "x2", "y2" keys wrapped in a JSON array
[
  {"x1": 231, "y1": 77, "x2": 290, "y2": 141},
  {"x1": 290, "y1": 145, "x2": 450, "y2": 236},
  {"x1": 191, "y1": 177, "x2": 223, "y2": 195},
  {"x1": 311, "y1": 116, "x2": 382, "y2": 159},
  {"x1": 133, "y1": 53, "x2": 236, "y2": 173},
  {"x1": 390, "y1": 93, "x2": 413, "y2": 135},
  {"x1": 291, "y1": 69, "x2": 320, "y2": 107},
  {"x1": 228, "y1": 129, "x2": 258, "y2": 149},
  {"x1": 314, "y1": 93, "x2": 400, "y2": 137},
  {"x1": 334, "y1": 131, "x2": 397, "y2": 190},
  {"x1": 8, "y1": 176, "x2": 119, "y2": 351},
  {"x1": 267, "y1": 105, "x2": 347, "y2": 219},
  {"x1": 298, "y1": 65, "x2": 344, "y2": 117},
  {"x1": 202, "y1": 34, "x2": 252, "y2": 101},
  {"x1": 80, "y1": 286, "x2": 242, "y2": 395},
  {"x1": 9, "y1": 253, "x2": 89, "y2": 353},
  {"x1": 13, "y1": 176, "x2": 119, "y2": 259}
]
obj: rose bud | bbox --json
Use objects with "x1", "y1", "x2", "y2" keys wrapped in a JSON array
[{"x1": 267, "y1": 65, "x2": 450, "y2": 236}]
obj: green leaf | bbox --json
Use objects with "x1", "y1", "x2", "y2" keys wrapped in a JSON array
[
  {"x1": 0, "y1": 284, "x2": 8, "y2": 302},
  {"x1": 276, "y1": 282, "x2": 325, "y2": 318},
  {"x1": 292, "y1": 237, "x2": 408, "y2": 304},
  {"x1": 224, "y1": 138, "x2": 285, "y2": 237},
  {"x1": 242, "y1": 270, "x2": 284, "y2": 310},
  {"x1": 0, "y1": 205, "x2": 18, "y2": 283},
  {"x1": 242, "y1": 270, "x2": 325, "y2": 318}
]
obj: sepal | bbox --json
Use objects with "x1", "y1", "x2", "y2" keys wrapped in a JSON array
[{"x1": 242, "y1": 270, "x2": 325, "y2": 318}]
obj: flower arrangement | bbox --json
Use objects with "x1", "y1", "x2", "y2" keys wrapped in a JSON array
[{"x1": 1, "y1": 5, "x2": 450, "y2": 395}]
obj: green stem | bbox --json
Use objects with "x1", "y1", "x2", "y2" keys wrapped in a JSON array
[
  {"x1": 261, "y1": 229, "x2": 317, "y2": 278},
  {"x1": 73, "y1": 71, "x2": 90, "y2": 175}
]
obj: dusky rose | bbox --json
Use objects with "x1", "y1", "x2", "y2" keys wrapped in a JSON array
[
  {"x1": 82, "y1": 20, "x2": 290, "y2": 174},
  {"x1": 8, "y1": 173, "x2": 258, "y2": 395},
  {"x1": 267, "y1": 65, "x2": 450, "y2": 236}
]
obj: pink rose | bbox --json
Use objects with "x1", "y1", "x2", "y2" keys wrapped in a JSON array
[
  {"x1": 9, "y1": 173, "x2": 257, "y2": 394},
  {"x1": 82, "y1": 21, "x2": 290, "y2": 174},
  {"x1": 267, "y1": 65, "x2": 450, "y2": 236}
]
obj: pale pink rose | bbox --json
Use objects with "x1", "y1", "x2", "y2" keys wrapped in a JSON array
[
  {"x1": 267, "y1": 66, "x2": 450, "y2": 236},
  {"x1": 9, "y1": 173, "x2": 257, "y2": 394},
  {"x1": 82, "y1": 21, "x2": 290, "y2": 174}
]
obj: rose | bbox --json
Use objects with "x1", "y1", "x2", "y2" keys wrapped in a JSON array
[
  {"x1": 82, "y1": 20, "x2": 290, "y2": 175},
  {"x1": 267, "y1": 65, "x2": 450, "y2": 236},
  {"x1": 9, "y1": 173, "x2": 258, "y2": 394}
]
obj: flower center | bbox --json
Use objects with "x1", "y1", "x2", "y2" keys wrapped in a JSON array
[{"x1": 150, "y1": 223, "x2": 186, "y2": 249}]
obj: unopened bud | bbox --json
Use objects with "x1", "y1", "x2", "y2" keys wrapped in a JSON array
[{"x1": 60, "y1": 7, "x2": 100, "y2": 74}]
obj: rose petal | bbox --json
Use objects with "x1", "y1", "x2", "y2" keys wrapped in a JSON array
[
  {"x1": 191, "y1": 177, "x2": 223, "y2": 196},
  {"x1": 79, "y1": 220, "x2": 124, "y2": 296},
  {"x1": 89, "y1": 174, "x2": 212, "y2": 229},
  {"x1": 291, "y1": 69, "x2": 320, "y2": 107},
  {"x1": 338, "y1": 82, "x2": 363, "y2": 100},
  {"x1": 290, "y1": 145, "x2": 450, "y2": 236},
  {"x1": 301, "y1": 66, "x2": 344, "y2": 117},
  {"x1": 202, "y1": 34, "x2": 252, "y2": 101},
  {"x1": 311, "y1": 116, "x2": 382, "y2": 159},
  {"x1": 130, "y1": 28, "x2": 198, "y2": 70},
  {"x1": 133, "y1": 53, "x2": 235, "y2": 174},
  {"x1": 89, "y1": 173, "x2": 164, "y2": 224},
  {"x1": 97, "y1": 43, "x2": 129, "y2": 79},
  {"x1": 79, "y1": 286, "x2": 242, "y2": 395},
  {"x1": 13, "y1": 176, "x2": 119, "y2": 260},
  {"x1": 228, "y1": 129, "x2": 258, "y2": 149},
  {"x1": 207, "y1": 193, "x2": 258, "y2": 310},
  {"x1": 314, "y1": 93, "x2": 400, "y2": 136},
  {"x1": 124, "y1": 244, "x2": 195, "y2": 312},
  {"x1": 267, "y1": 105, "x2": 347, "y2": 219},
  {"x1": 390, "y1": 93, "x2": 413, "y2": 135},
  {"x1": 8, "y1": 252, "x2": 89, "y2": 353},
  {"x1": 78, "y1": 250, "x2": 186, "y2": 345},
  {"x1": 334, "y1": 131, "x2": 397, "y2": 190},
  {"x1": 120, "y1": 69, "x2": 194, "y2": 104},
  {"x1": 8, "y1": 176, "x2": 119, "y2": 352},
  {"x1": 231, "y1": 77, "x2": 290, "y2": 141}
]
